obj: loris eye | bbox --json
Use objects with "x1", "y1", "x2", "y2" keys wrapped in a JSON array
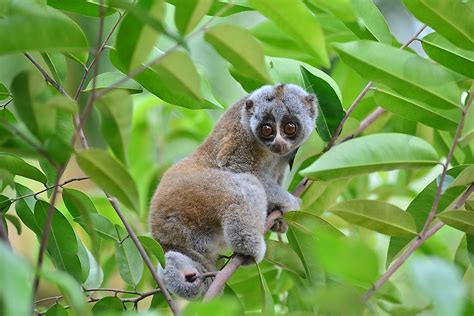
[
  {"x1": 283, "y1": 122, "x2": 297, "y2": 136},
  {"x1": 260, "y1": 124, "x2": 273, "y2": 137}
]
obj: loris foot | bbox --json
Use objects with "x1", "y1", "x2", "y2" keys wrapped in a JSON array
[{"x1": 270, "y1": 218, "x2": 288, "y2": 233}]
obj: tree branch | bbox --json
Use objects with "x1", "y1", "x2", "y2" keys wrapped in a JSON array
[
  {"x1": 9, "y1": 176, "x2": 89, "y2": 204},
  {"x1": 23, "y1": 53, "x2": 70, "y2": 97},
  {"x1": 204, "y1": 210, "x2": 283, "y2": 300},
  {"x1": 363, "y1": 91, "x2": 473, "y2": 301}
]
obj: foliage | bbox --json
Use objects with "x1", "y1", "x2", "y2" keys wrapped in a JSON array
[{"x1": 0, "y1": 0, "x2": 473, "y2": 315}]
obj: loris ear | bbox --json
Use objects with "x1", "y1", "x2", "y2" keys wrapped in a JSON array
[
  {"x1": 245, "y1": 99, "x2": 254, "y2": 111},
  {"x1": 304, "y1": 94, "x2": 318, "y2": 118}
]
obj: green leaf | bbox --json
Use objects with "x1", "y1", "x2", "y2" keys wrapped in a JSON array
[
  {"x1": 350, "y1": 0, "x2": 391, "y2": 44},
  {"x1": 182, "y1": 298, "x2": 241, "y2": 316},
  {"x1": 300, "y1": 133, "x2": 439, "y2": 181},
  {"x1": 97, "y1": 90, "x2": 133, "y2": 164},
  {"x1": 45, "y1": 304, "x2": 68, "y2": 316},
  {"x1": 448, "y1": 165, "x2": 474, "y2": 188},
  {"x1": 438, "y1": 210, "x2": 474, "y2": 235},
  {"x1": 138, "y1": 235, "x2": 166, "y2": 267},
  {"x1": 333, "y1": 40, "x2": 462, "y2": 109},
  {"x1": 76, "y1": 148, "x2": 139, "y2": 211},
  {"x1": 0, "y1": 82, "x2": 10, "y2": 101},
  {"x1": 41, "y1": 269, "x2": 87, "y2": 316},
  {"x1": 387, "y1": 166, "x2": 468, "y2": 265},
  {"x1": 35, "y1": 201, "x2": 82, "y2": 280},
  {"x1": 84, "y1": 72, "x2": 143, "y2": 94},
  {"x1": 92, "y1": 297, "x2": 124, "y2": 314},
  {"x1": 421, "y1": 32, "x2": 474, "y2": 79},
  {"x1": 374, "y1": 87, "x2": 461, "y2": 131},
  {"x1": 264, "y1": 240, "x2": 306, "y2": 278},
  {"x1": 252, "y1": 21, "x2": 322, "y2": 67},
  {"x1": 0, "y1": 243, "x2": 33, "y2": 316},
  {"x1": 315, "y1": 231, "x2": 379, "y2": 285},
  {"x1": 110, "y1": 48, "x2": 220, "y2": 110},
  {"x1": 307, "y1": 0, "x2": 356, "y2": 22},
  {"x1": 460, "y1": 100, "x2": 474, "y2": 147},
  {"x1": 63, "y1": 188, "x2": 98, "y2": 218},
  {"x1": 47, "y1": 0, "x2": 117, "y2": 17},
  {"x1": 402, "y1": 0, "x2": 474, "y2": 50},
  {"x1": 0, "y1": 195, "x2": 11, "y2": 213},
  {"x1": 329, "y1": 200, "x2": 418, "y2": 236},
  {"x1": 0, "y1": 152, "x2": 47, "y2": 183},
  {"x1": 14, "y1": 183, "x2": 41, "y2": 234},
  {"x1": 40, "y1": 52, "x2": 67, "y2": 85},
  {"x1": 5, "y1": 214, "x2": 21, "y2": 235},
  {"x1": 0, "y1": 0, "x2": 88, "y2": 55},
  {"x1": 74, "y1": 213, "x2": 119, "y2": 242},
  {"x1": 115, "y1": 0, "x2": 165, "y2": 71},
  {"x1": 255, "y1": 262, "x2": 274, "y2": 315},
  {"x1": 248, "y1": 0, "x2": 329, "y2": 67},
  {"x1": 205, "y1": 24, "x2": 271, "y2": 84},
  {"x1": 301, "y1": 66, "x2": 344, "y2": 141},
  {"x1": 115, "y1": 237, "x2": 144, "y2": 287},
  {"x1": 174, "y1": 0, "x2": 213, "y2": 35}
]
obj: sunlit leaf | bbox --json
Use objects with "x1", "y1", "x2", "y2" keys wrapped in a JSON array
[
  {"x1": 205, "y1": 24, "x2": 271, "y2": 84},
  {"x1": 329, "y1": 200, "x2": 418, "y2": 236},
  {"x1": 76, "y1": 148, "x2": 139, "y2": 211},
  {"x1": 0, "y1": 0, "x2": 88, "y2": 55},
  {"x1": 255, "y1": 262, "x2": 274, "y2": 315},
  {"x1": 84, "y1": 72, "x2": 143, "y2": 94},
  {"x1": 0, "y1": 152, "x2": 47, "y2": 183},
  {"x1": 421, "y1": 32, "x2": 474, "y2": 79},
  {"x1": 402, "y1": 0, "x2": 474, "y2": 50},
  {"x1": 174, "y1": 0, "x2": 213, "y2": 35},
  {"x1": 438, "y1": 210, "x2": 474, "y2": 235},
  {"x1": 350, "y1": 0, "x2": 391, "y2": 44},
  {"x1": 301, "y1": 133, "x2": 439, "y2": 180},
  {"x1": 333, "y1": 40, "x2": 462, "y2": 109},
  {"x1": 138, "y1": 235, "x2": 166, "y2": 267},
  {"x1": 448, "y1": 165, "x2": 474, "y2": 189},
  {"x1": 248, "y1": 0, "x2": 329, "y2": 67}
]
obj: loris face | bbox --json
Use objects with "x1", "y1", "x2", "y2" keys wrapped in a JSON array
[{"x1": 243, "y1": 84, "x2": 318, "y2": 156}]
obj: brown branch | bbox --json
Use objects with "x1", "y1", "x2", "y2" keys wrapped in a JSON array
[
  {"x1": 339, "y1": 106, "x2": 386, "y2": 143},
  {"x1": 24, "y1": 53, "x2": 70, "y2": 97},
  {"x1": 363, "y1": 91, "x2": 473, "y2": 301},
  {"x1": 204, "y1": 210, "x2": 283, "y2": 300},
  {"x1": 9, "y1": 176, "x2": 89, "y2": 204},
  {"x1": 363, "y1": 184, "x2": 473, "y2": 301}
]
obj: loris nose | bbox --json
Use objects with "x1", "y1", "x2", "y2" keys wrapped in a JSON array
[{"x1": 270, "y1": 142, "x2": 287, "y2": 154}]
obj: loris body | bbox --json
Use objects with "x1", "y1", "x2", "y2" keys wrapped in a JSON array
[{"x1": 149, "y1": 84, "x2": 317, "y2": 299}]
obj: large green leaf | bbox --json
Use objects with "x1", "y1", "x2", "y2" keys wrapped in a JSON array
[
  {"x1": 76, "y1": 149, "x2": 139, "y2": 211},
  {"x1": 0, "y1": 243, "x2": 33, "y2": 316},
  {"x1": 74, "y1": 213, "x2": 119, "y2": 242},
  {"x1": 374, "y1": 87, "x2": 461, "y2": 131},
  {"x1": 174, "y1": 0, "x2": 213, "y2": 35},
  {"x1": 264, "y1": 240, "x2": 306, "y2": 278},
  {"x1": 387, "y1": 166, "x2": 468, "y2": 265},
  {"x1": 115, "y1": 237, "x2": 144, "y2": 287},
  {"x1": 421, "y1": 32, "x2": 474, "y2": 79},
  {"x1": 0, "y1": 153, "x2": 47, "y2": 183},
  {"x1": 96, "y1": 90, "x2": 133, "y2": 164},
  {"x1": 91, "y1": 297, "x2": 124, "y2": 314},
  {"x1": 84, "y1": 72, "x2": 143, "y2": 94},
  {"x1": 438, "y1": 211, "x2": 474, "y2": 235},
  {"x1": 333, "y1": 40, "x2": 462, "y2": 109},
  {"x1": 248, "y1": 0, "x2": 329, "y2": 67},
  {"x1": 47, "y1": 0, "x2": 116, "y2": 17},
  {"x1": 350, "y1": 0, "x2": 391, "y2": 44},
  {"x1": 115, "y1": 0, "x2": 165, "y2": 71},
  {"x1": 62, "y1": 188, "x2": 98, "y2": 218},
  {"x1": 252, "y1": 21, "x2": 322, "y2": 67},
  {"x1": 110, "y1": 49, "x2": 219, "y2": 109},
  {"x1": 35, "y1": 201, "x2": 82, "y2": 281},
  {"x1": 307, "y1": 0, "x2": 356, "y2": 22},
  {"x1": 45, "y1": 304, "x2": 68, "y2": 316},
  {"x1": 329, "y1": 200, "x2": 417, "y2": 237},
  {"x1": 301, "y1": 66, "x2": 344, "y2": 142},
  {"x1": 0, "y1": 0, "x2": 88, "y2": 55},
  {"x1": 205, "y1": 24, "x2": 271, "y2": 84},
  {"x1": 402, "y1": 0, "x2": 474, "y2": 50},
  {"x1": 300, "y1": 133, "x2": 439, "y2": 180}
]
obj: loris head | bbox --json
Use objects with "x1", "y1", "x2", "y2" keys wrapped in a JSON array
[{"x1": 242, "y1": 84, "x2": 318, "y2": 156}]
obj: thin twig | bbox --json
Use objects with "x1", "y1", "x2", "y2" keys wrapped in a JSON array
[
  {"x1": 363, "y1": 92, "x2": 473, "y2": 301},
  {"x1": 204, "y1": 210, "x2": 283, "y2": 300},
  {"x1": 339, "y1": 106, "x2": 386, "y2": 143},
  {"x1": 74, "y1": 12, "x2": 127, "y2": 101},
  {"x1": 9, "y1": 176, "x2": 89, "y2": 204},
  {"x1": 23, "y1": 53, "x2": 70, "y2": 98}
]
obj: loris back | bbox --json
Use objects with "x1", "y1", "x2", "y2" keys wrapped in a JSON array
[{"x1": 149, "y1": 84, "x2": 317, "y2": 299}]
